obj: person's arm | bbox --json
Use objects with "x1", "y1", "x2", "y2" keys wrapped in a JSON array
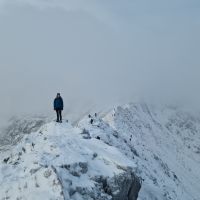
[
  {"x1": 61, "y1": 98, "x2": 64, "y2": 109},
  {"x1": 53, "y1": 99, "x2": 56, "y2": 110}
]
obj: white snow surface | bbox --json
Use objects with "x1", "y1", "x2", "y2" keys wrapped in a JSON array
[
  {"x1": 103, "y1": 103, "x2": 200, "y2": 200},
  {"x1": 0, "y1": 121, "x2": 135, "y2": 200},
  {"x1": 1, "y1": 102, "x2": 200, "y2": 200}
]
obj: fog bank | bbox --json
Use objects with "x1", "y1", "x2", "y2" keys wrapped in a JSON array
[{"x1": 0, "y1": 0, "x2": 200, "y2": 126}]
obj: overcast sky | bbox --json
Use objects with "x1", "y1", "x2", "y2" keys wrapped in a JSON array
[{"x1": 0, "y1": 0, "x2": 200, "y2": 124}]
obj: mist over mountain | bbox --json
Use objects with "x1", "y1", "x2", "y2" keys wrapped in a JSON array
[
  {"x1": 0, "y1": 1, "x2": 200, "y2": 199},
  {"x1": 0, "y1": 0, "x2": 200, "y2": 128}
]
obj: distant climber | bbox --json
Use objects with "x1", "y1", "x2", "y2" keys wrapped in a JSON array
[{"x1": 54, "y1": 93, "x2": 64, "y2": 123}]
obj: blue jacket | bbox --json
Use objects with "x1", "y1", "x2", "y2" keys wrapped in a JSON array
[{"x1": 54, "y1": 97, "x2": 64, "y2": 110}]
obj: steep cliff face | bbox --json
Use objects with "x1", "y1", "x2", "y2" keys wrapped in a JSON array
[{"x1": 0, "y1": 121, "x2": 141, "y2": 200}]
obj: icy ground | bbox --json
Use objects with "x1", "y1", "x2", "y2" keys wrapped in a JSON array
[{"x1": 0, "y1": 102, "x2": 200, "y2": 200}]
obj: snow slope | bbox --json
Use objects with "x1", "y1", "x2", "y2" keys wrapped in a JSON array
[
  {"x1": 0, "y1": 116, "x2": 47, "y2": 151},
  {"x1": 103, "y1": 103, "x2": 200, "y2": 200},
  {"x1": 0, "y1": 121, "x2": 140, "y2": 200},
  {"x1": 1, "y1": 102, "x2": 200, "y2": 200}
]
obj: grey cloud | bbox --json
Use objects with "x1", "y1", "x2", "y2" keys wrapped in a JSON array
[{"x1": 0, "y1": 0, "x2": 200, "y2": 127}]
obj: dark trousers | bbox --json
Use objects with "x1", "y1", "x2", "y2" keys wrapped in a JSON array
[{"x1": 56, "y1": 110, "x2": 62, "y2": 122}]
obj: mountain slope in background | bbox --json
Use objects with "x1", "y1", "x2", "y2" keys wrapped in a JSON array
[
  {"x1": 0, "y1": 102, "x2": 200, "y2": 200},
  {"x1": 103, "y1": 103, "x2": 200, "y2": 200}
]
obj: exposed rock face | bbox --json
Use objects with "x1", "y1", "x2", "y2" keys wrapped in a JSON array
[
  {"x1": 54, "y1": 166, "x2": 141, "y2": 200},
  {"x1": 106, "y1": 172, "x2": 141, "y2": 200},
  {"x1": 128, "y1": 176, "x2": 142, "y2": 200}
]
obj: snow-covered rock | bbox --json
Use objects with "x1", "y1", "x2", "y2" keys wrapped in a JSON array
[
  {"x1": 0, "y1": 121, "x2": 141, "y2": 200},
  {"x1": 0, "y1": 116, "x2": 47, "y2": 151},
  {"x1": 1, "y1": 102, "x2": 200, "y2": 200},
  {"x1": 103, "y1": 103, "x2": 200, "y2": 200}
]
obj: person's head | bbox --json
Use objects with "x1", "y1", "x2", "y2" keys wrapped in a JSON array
[{"x1": 56, "y1": 93, "x2": 60, "y2": 98}]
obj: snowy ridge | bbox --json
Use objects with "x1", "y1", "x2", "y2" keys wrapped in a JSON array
[
  {"x1": 103, "y1": 103, "x2": 200, "y2": 200},
  {"x1": 1, "y1": 102, "x2": 200, "y2": 200},
  {"x1": 0, "y1": 121, "x2": 140, "y2": 200}
]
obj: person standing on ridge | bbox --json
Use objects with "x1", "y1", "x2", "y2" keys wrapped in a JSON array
[{"x1": 54, "y1": 93, "x2": 64, "y2": 123}]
